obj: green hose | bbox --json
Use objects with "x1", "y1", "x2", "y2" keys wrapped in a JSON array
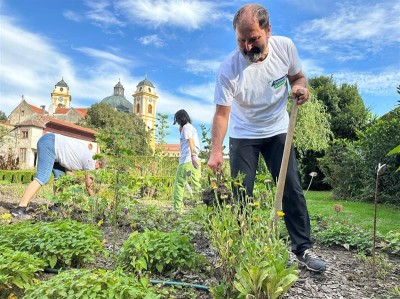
[
  {"x1": 43, "y1": 268, "x2": 209, "y2": 291},
  {"x1": 150, "y1": 279, "x2": 209, "y2": 291}
]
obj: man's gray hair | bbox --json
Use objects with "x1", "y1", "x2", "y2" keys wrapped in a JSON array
[{"x1": 233, "y1": 4, "x2": 269, "y2": 31}]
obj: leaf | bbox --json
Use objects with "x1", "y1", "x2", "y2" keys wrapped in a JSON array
[
  {"x1": 387, "y1": 144, "x2": 400, "y2": 156},
  {"x1": 49, "y1": 255, "x2": 57, "y2": 268}
]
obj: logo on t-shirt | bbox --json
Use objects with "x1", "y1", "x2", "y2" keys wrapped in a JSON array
[{"x1": 270, "y1": 75, "x2": 287, "y2": 89}]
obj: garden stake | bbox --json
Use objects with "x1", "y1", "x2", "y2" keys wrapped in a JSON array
[
  {"x1": 273, "y1": 90, "x2": 303, "y2": 229},
  {"x1": 372, "y1": 162, "x2": 387, "y2": 274}
]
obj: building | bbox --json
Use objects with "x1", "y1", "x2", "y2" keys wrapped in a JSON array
[
  {"x1": 100, "y1": 80, "x2": 133, "y2": 113},
  {"x1": 1, "y1": 113, "x2": 98, "y2": 169},
  {"x1": 2, "y1": 77, "x2": 179, "y2": 169}
]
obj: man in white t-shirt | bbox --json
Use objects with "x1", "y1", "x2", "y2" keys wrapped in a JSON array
[
  {"x1": 207, "y1": 4, "x2": 326, "y2": 272},
  {"x1": 172, "y1": 109, "x2": 201, "y2": 211},
  {"x1": 11, "y1": 133, "x2": 104, "y2": 219}
]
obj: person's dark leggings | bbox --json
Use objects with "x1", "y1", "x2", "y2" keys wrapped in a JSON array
[{"x1": 229, "y1": 134, "x2": 311, "y2": 255}]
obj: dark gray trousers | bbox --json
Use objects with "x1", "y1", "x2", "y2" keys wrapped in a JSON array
[{"x1": 229, "y1": 134, "x2": 311, "y2": 254}]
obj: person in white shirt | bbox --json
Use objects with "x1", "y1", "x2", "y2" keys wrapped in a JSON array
[
  {"x1": 11, "y1": 133, "x2": 104, "y2": 219},
  {"x1": 172, "y1": 109, "x2": 201, "y2": 212},
  {"x1": 207, "y1": 4, "x2": 326, "y2": 272}
]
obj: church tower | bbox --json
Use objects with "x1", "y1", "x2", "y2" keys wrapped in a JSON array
[
  {"x1": 50, "y1": 78, "x2": 71, "y2": 114},
  {"x1": 133, "y1": 77, "x2": 158, "y2": 149}
]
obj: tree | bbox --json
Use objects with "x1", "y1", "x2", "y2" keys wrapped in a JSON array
[
  {"x1": 83, "y1": 103, "x2": 152, "y2": 156},
  {"x1": 308, "y1": 76, "x2": 369, "y2": 140},
  {"x1": 0, "y1": 111, "x2": 7, "y2": 121}
]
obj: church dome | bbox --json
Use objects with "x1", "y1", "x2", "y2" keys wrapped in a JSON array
[
  {"x1": 101, "y1": 95, "x2": 133, "y2": 113},
  {"x1": 137, "y1": 78, "x2": 154, "y2": 88},
  {"x1": 101, "y1": 80, "x2": 133, "y2": 113},
  {"x1": 56, "y1": 78, "x2": 68, "y2": 87}
]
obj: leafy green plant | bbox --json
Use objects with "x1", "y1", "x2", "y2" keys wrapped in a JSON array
[
  {"x1": 382, "y1": 230, "x2": 400, "y2": 255},
  {"x1": 0, "y1": 246, "x2": 45, "y2": 289},
  {"x1": 117, "y1": 229, "x2": 207, "y2": 274},
  {"x1": 0, "y1": 220, "x2": 104, "y2": 268},
  {"x1": 200, "y1": 192, "x2": 298, "y2": 299},
  {"x1": 317, "y1": 222, "x2": 377, "y2": 253},
  {"x1": 23, "y1": 269, "x2": 162, "y2": 299}
]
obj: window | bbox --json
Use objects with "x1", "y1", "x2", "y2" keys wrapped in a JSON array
[
  {"x1": 20, "y1": 148, "x2": 27, "y2": 162},
  {"x1": 136, "y1": 104, "x2": 140, "y2": 113},
  {"x1": 21, "y1": 110, "x2": 24, "y2": 116},
  {"x1": 21, "y1": 130, "x2": 28, "y2": 139},
  {"x1": 147, "y1": 104, "x2": 152, "y2": 114}
]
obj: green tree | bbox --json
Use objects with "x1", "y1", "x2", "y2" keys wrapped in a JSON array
[
  {"x1": 154, "y1": 113, "x2": 170, "y2": 155},
  {"x1": 83, "y1": 103, "x2": 152, "y2": 156},
  {"x1": 0, "y1": 111, "x2": 7, "y2": 121},
  {"x1": 308, "y1": 76, "x2": 369, "y2": 140},
  {"x1": 320, "y1": 107, "x2": 400, "y2": 204}
]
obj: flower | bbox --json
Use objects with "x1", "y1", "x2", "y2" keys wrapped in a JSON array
[
  {"x1": 211, "y1": 180, "x2": 218, "y2": 189},
  {"x1": 333, "y1": 204, "x2": 343, "y2": 213},
  {"x1": 233, "y1": 181, "x2": 242, "y2": 186},
  {"x1": 252, "y1": 216, "x2": 259, "y2": 221},
  {"x1": 277, "y1": 211, "x2": 285, "y2": 217},
  {"x1": 253, "y1": 201, "x2": 260, "y2": 207},
  {"x1": 309, "y1": 172, "x2": 318, "y2": 177}
]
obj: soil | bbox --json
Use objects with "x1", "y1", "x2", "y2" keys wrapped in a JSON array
[{"x1": 1, "y1": 189, "x2": 399, "y2": 299}]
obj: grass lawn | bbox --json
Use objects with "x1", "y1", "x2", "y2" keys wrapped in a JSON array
[{"x1": 306, "y1": 191, "x2": 400, "y2": 235}]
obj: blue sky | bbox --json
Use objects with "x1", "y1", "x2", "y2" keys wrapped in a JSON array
[{"x1": 0, "y1": 0, "x2": 399, "y2": 145}]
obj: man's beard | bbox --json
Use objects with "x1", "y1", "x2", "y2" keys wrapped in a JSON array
[{"x1": 242, "y1": 44, "x2": 267, "y2": 63}]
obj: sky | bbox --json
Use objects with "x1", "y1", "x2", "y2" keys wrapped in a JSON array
[{"x1": 0, "y1": 0, "x2": 399, "y2": 145}]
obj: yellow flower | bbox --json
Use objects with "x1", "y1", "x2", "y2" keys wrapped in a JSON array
[
  {"x1": 211, "y1": 181, "x2": 218, "y2": 189},
  {"x1": 253, "y1": 201, "x2": 260, "y2": 207},
  {"x1": 252, "y1": 216, "x2": 259, "y2": 221},
  {"x1": 277, "y1": 211, "x2": 285, "y2": 217},
  {"x1": 233, "y1": 181, "x2": 242, "y2": 186}
]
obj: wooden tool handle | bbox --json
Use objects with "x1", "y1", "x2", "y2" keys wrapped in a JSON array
[{"x1": 273, "y1": 90, "x2": 303, "y2": 226}]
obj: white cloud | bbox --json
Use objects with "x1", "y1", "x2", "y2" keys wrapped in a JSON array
[
  {"x1": 185, "y1": 59, "x2": 220, "y2": 75},
  {"x1": 297, "y1": 2, "x2": 400, "y2": 59},
  {"x1": 332, "y1": 70, "x2": 400, "y2": 95},
  {"x1": 138, "y1": 35, "x2": 165, "y2": 48},
  {"x1": 74, "y1": 47, "x2": 133, "y2": 64},
  {"x1": 84, "y1": 0, "x2": 125, "y2": 28},
  {"x1": 178, "y1": 82, "x2": 215, "y2": 103},
  {"x1": 63, "y1": 10, "x2": 83, "y2": 22},
  {"x1": 115, "y1": 0, "x2": 222, "y2": 30}
]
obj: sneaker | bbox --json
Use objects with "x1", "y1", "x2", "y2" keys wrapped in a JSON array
[
  {"x1": 296, "y1": 248, "x2": 327, "y2": 272},
  {"x1": 10, "y1": 207, "x2": 32, "y2": 220}
]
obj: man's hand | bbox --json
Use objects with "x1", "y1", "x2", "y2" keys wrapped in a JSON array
[
  {"x1": 207, "y1": 151, "x2": 224, "y2": 173},
  {"x1": 191, "y1": 156, "x2": 199, "y2": 169},
  {"x1": 291, "y1": 87, "x2": 308, "y2": 105}
]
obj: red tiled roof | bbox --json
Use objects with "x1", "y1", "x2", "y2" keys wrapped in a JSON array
[
  {"x1": 74, "y1": 108, "x2": 88, "y2": 118},
  {"x1": 39, "y1": 115, "x2": 98, "y2": 135},
  {"x1": 29, "y1": 104, "x2": 48, "y2": 115},
  {"x1": 54, "y1": 107, "x2": 70, "y2": 114},
  {"x1": 161, "y1": 144, "x2": 180, "y2": 151}
]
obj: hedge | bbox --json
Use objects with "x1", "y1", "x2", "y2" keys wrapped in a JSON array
[{"x1": 0, "y1": 170, "x2": 36, "y2": 184}]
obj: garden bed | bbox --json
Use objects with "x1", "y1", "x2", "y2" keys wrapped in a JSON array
[{"x1": 0, "y1": 189, "x2": 399, "y2": 299}]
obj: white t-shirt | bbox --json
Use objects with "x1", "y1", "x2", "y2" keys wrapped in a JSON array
[
  {"x1": 214, "y1": 36, "x2": 302, "y2": 138},
  {"x1": 54, "y1": 134, "x2": 96, "y2": 171},
  {"x1": 179, "y1": 123, "x2": 200, "y2": 165}
]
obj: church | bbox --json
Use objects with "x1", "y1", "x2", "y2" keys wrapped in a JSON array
[{"x1": 1, "y1": 77, "x2": 180, "y2": 169}]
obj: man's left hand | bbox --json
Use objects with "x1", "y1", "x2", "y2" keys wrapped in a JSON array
[{"x1": 291, "y1": 86, "x2": 309, "y2": 105}]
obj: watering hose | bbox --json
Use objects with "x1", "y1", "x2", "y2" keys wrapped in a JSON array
[{"x1": 43, "y1": 268, "x2": 209, "y2": 291}]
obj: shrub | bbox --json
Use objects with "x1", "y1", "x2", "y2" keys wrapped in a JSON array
[{"x1": 0, "y1": 220, "x2": 104, "y2": 268}]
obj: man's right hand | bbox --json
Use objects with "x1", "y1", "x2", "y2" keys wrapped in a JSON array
[{"x1": 207, "y1": 151, "x2": 224, "y2": 173}]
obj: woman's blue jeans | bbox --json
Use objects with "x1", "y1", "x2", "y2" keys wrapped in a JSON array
[{"x1": 35, "y1": 133, "x2": 66, "y2": 185}]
